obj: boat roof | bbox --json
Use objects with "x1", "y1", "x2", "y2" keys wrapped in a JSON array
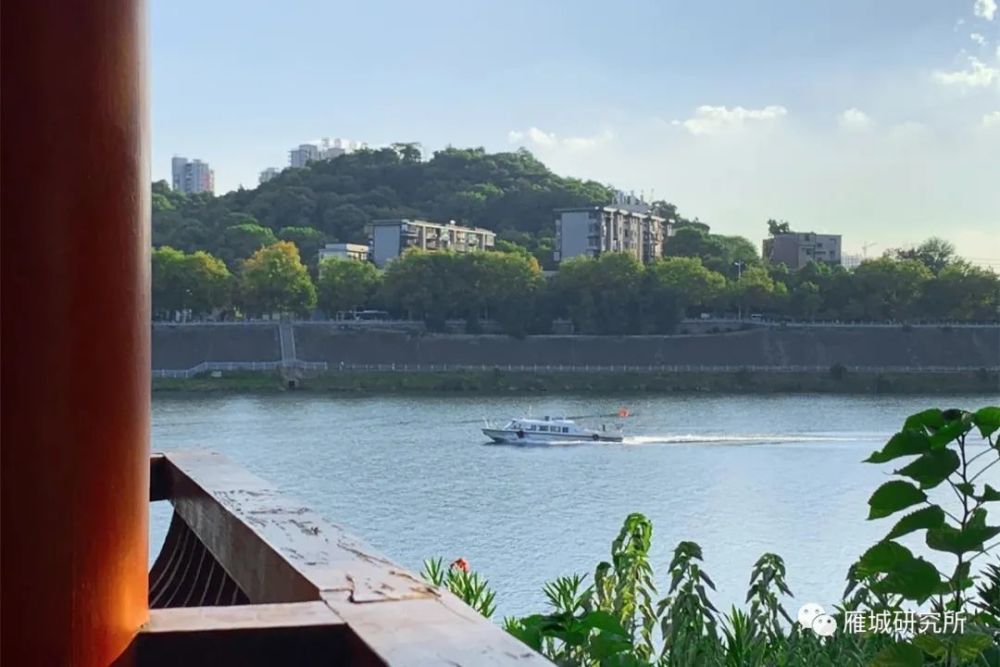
[{"x1": 509, "y1": 416, "x2": 573, "y2": 424}]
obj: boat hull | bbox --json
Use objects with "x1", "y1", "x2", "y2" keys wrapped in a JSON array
[{"x1": 482, "y1": 428, "x2": 623, "y2": 444}]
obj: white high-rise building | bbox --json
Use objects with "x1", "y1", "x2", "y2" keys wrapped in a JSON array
[
  {"x1": 288, "y1": 137, "x2": 366, "y2": 168},
  {"x1": 258, "y1": 167, "x2": 281, "y2": 184},
  {"x1": 171, "y1": 157, "x2": 214, "y2": 195}
]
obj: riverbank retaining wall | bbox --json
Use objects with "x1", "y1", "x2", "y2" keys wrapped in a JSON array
[{"x1": 152, "y1": 323, "x2": 1000, "y2": 371}]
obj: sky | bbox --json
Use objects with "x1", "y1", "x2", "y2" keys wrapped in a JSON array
[{"x1": 151, "y1": 0, "x2": 1000, "y2": 263}]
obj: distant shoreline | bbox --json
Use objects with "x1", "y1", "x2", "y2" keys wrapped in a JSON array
[{"x1": 152, "y1": 369, "x2": 1000, "y2": 395}]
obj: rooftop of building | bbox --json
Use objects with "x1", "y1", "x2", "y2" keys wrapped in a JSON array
[
  {"x1": 368, "y1": 218, "x2": 496, "y2": 234},
  {"x1": 771, "y1": 231, "x2": 842, "y2": 240},
  {"x1": 321, "y1": 242, "x2": 369, "y2": 250},
  {"x1": 554, "y1": 205, "x2": 666, "y2": 222}
]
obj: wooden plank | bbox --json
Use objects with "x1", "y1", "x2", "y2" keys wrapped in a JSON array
[
  {"x1": 131, "y1": 603, "x2": 380, "y2": 667},
  {"x1": 142, "y1": 602, "x2": 343, "y2": 633},
  {"x1": 159, "y1": 451, "x2": 553, "y2": 665},
  {"x1": 150, "y1": 453, "x2": 171, "y2": 502},
  {"x1": 323, "y1": 593, "x2": 550, "y2": 666},
  {"x1": 163, "y1": 450, "x2": 437, "y2": 604}
]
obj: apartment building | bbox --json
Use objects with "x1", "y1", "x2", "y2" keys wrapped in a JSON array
[
  {"x1": 554, "y1": 199, "x2": 667, "y2": 265},
  {"x1": 258, "y1": 167, "x2": 281, "y2": 184},
  {"x1": 170, "y1": 157, "x2": 214, "y2": 195},
  {"x1": 366, "y1": 219, "x2": 496, "y2": 268},
  {"x1": 763, "y1": 232, "x2": 842, "y2": 269},
  {"x1": 289, "y1": 137, "x2": 366, "y2": 168},
  {"x1": 318, "y1": 243, "x2": 369, "y2": 264}
]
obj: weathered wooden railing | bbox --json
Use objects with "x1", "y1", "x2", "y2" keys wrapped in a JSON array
[{"x1": 131, "y1": 451, "x2": 549, "y2": 665}]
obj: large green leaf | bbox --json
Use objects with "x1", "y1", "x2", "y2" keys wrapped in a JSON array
[
  {"x1": 977, "y1": 484, "x2": 1000, "y2": 503},
  {"x1": 975, "y1": 406, "x2": 1000, "y2": 439},
  {"x1": 870, "y1": 556, "x2": 941, "y2": 602},
  {"x1": 885, "y1": 506, "x2": 946, "y2": 540},
  {"x1": 868, "y1": 481, "x2": 928, "y2": 519},
  {"x1": 857, "y1": 541, "x2": 917, "y2": 575},
  {"x1": 928, "y1": 412, "x2": 973, "y2": 448},
  {"x1": 903, "y1": 409, "x2": 946, "y2": 433},
  {"x1": 894, "y1": 449, "x2": 960, "y2": 489},
  {"x1": 954, "y1": 633, "x2": 994, "y2": 661},
  {"x1": 911, "y1": 634, "x2": 947, "y2": 658},
  {"x1": 505, "y1": 615, "x2": 544, "y2": 650},
  {"x1": 871, "y1": 641, "x2": 924, "y2": 667},
  {"x1": 865, "y1": 430, "x2": 932, "y2": 464},
  {"x1": 579, "y1": 610, "x2": 628, "y2": 635},
  {"x1": 926, "y1": 509, "x2": 1000, "y2": 555}
]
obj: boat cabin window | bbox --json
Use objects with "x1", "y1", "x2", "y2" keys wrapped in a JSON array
[{"x1": 563, "y1": 427, "x2": 569, "y2": 433}]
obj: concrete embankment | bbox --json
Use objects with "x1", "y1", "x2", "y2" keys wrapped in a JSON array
[
  {"x1": 152, "y1": 323, "x2": 1000, "y2": 394},
  {"x1": 292, "y1": 324, "x2": 999, "y2": 369}
]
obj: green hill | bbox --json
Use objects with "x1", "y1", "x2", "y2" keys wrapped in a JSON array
[{"x1": 152, "y1": 145, "x2": 612, "y2": 268}]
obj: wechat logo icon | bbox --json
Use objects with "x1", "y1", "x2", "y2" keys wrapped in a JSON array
[{"x1": 798, "y1": 602, "x2": 837, "y2": 637}]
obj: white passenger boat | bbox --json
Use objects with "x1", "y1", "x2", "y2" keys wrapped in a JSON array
[{"x1": 483, "y1": 416, "x2": 624, "y2": 444}]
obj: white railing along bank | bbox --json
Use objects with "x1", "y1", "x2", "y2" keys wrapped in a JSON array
[
  {"x1": 152, "y1": 360, "x2": 328, "y2": 379},
  {"x1": 302, "y1": 363, "x2": 998, "y2": 374},
  {"x1": 153, "y1": 361, "x2": 998, "y2": 378}
]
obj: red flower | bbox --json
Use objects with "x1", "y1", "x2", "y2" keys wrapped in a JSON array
[{"x1": 450, "y1": 557, "x2": 470, "y2": 573}]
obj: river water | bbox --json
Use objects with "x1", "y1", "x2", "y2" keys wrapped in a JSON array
[{"x1": 151, "y1": 393, "x2": 999, "y2": 618}]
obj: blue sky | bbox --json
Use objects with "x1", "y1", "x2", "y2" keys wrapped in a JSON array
[{"x1": 152, "y1": 0, "x2": 1000, "y2": 262}]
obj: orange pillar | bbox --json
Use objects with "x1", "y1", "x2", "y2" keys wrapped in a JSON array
[{"x1": 1, "y1": 1, "x2": 150, "y2": 665}]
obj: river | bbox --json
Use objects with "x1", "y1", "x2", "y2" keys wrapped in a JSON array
[{"x1": 151, "y1": 393, "x2": 1000, "y2": 619}]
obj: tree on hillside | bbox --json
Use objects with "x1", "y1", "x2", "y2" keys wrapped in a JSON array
[
  {"x1": 476, "y1": 251, "x2": 544, "y2": 335},
  {"x1": 919, "y1": 262, "x2": 999, "y2": 321},
  {"x1": 665, "y1": 228, "x2": 760, "y2": 277},
  {"x1": 767, "y1": 219, "x2": 791, "y2": 236},
  {"x1": 319, "y1": 203, "x2": 370, "y2": 242},
  {"x1": 390, "y1": 142, "x2": 422, "y2": 164},
  {"x1": 279, "y1": 226, "x2": 326, "y2": 274},
  {"x1": 642, "y1": 257, "x2": 727, "y2": 332},
  {"x1": 219, "y1": 223, "x2": 278, "y2": 268},
  {"x1": 789, "y1": 281, "x2": 822, "y2": 320},
  {"x1": 891, "y1": 237, "x2": 957, "y2": 275},
  {"x1": 730, "y1": 265, "x2": 784, "y2": 316},
  {"x1": 378, "y1": 250, "x2": 462, "y2": 329},
  {"x1": 317, "y1": 259, "x2": 380, "y2": 316},
  {"x1": 152, "y1": 246, "x2": 232, "y2": 319},
  {"x1": 239, "y1": 241, "x2": 316, "y2": 316},
  {"x1": 852, "y1": 257, "x2": 932, "y2": 320},
  {"x1": 548, "y1": 254, "x2": 643, "y2": 334}
]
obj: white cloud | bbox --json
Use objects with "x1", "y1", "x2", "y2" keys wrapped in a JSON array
[
  {"x1": 983, "y1": 110, "x2": 1000, "y2": 127},
  {"x1": 974, "y1": 0, "x2": 997, "y2": 21},
  {"x1": 674, "y1": 105, "x2": 788, "y2": 135},
  {"x1": 512, "y1": 111, "x2": 999, "y2": 264},
  {"x1": 932, "y1": 56, "x2": 1000, "y2": 88},
  {"x1": 970, "y1": 32, "x2": 987, "y2": 45},
  {"x1": 507, "y1": 127, "x2": 612, "y2": 151},
  {"x1": 838, "y1": 108, "x2": 873, "y2": 130}
]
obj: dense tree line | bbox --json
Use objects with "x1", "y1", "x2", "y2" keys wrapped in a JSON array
[
  {"x1": 152, "y1": 236, "x2": 998, "y2": 332},
  {"x1": 149, "y1": 146, "x2": 996, "y2": 330}
]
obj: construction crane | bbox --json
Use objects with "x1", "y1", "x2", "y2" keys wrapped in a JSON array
[{"x1": 861, "y1": 241, "x2": 878, "y2": 259}]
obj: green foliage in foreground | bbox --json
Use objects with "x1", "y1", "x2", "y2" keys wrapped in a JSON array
[{"x1": 423, "y1": 406, "x2": 1000, "y2": 665}]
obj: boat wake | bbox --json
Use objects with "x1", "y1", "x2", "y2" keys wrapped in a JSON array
[{"x1": 622, "y1": 433, "x2": 886, "y2": 446}]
